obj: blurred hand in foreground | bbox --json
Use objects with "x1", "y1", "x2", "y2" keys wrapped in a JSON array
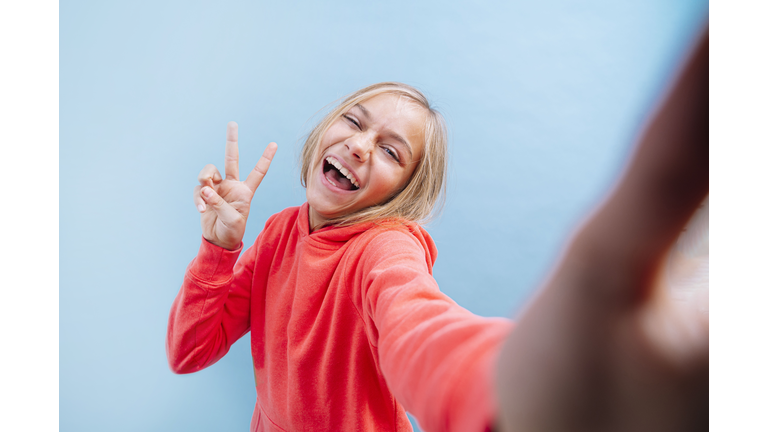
[{"x1": 496, "y1": 29, "x2": 709, "y2": 432}]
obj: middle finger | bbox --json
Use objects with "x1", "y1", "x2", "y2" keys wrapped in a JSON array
[{"x1": 224, "y1": 121, "x2": 239, "y2": 180}]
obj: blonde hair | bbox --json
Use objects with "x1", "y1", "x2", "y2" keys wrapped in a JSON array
[{"x1": 300, "y1": 82, "x2": 448, "y2": 227}]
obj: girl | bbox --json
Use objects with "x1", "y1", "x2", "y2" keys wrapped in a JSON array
[
  {"x1": 168, "y1": 30, "x2": 708, "y2": 431},
  {"x1": 167, "y1": 83, "x2": 512, "y2": 432}
]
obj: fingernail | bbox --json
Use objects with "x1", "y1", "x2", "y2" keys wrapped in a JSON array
[
  {"x1": 202, "y1": 187, "x2": 213, "y2": 198},
  {"x1": 197, "y1": 204, "x2": 206, "y2": 212}
]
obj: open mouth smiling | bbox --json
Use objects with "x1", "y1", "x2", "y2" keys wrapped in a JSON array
[{"x1": 323, "y1": 156, "x2": 360, "y2": 190}]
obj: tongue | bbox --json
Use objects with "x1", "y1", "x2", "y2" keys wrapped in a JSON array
[{"x1": 327, "y1": 167, "x2": 354, "y2": 190}]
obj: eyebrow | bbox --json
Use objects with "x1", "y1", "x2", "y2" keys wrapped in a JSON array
[{"x1": 353, "y1": 104, "x2": 414, "y2": 161}]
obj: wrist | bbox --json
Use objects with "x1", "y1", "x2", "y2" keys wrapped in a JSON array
[{"x1": 203, "y1": 236, "x2": 241, "y2": 251}]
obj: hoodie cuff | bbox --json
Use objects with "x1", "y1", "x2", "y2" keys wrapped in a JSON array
[{"x1": 187, "y1": 236, "x2": 243, "y2": 284}]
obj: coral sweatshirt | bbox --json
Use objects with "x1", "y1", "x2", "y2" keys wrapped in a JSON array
[{"x1": 167, "y1": 203, "x2": 512, "y2": 432}]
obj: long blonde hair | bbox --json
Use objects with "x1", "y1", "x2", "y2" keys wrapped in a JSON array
[{"x1": 300, "y1": 82, "x2": 448, "y2": 226}]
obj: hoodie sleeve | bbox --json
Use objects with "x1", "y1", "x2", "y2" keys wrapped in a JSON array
[
  {"x1": 357, "y1": 229, "x2": 513, "y2": 432},
  {"x1": 166, "y1": 237, "x2": 257, "y2": 374}
]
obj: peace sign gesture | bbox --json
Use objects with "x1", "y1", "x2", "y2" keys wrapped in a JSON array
[{"x1": 194, "y1": 122, "x2": 278, "y2": 250}]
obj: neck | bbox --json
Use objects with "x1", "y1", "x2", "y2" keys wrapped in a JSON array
[{"x1": 307, "y1": 206, "x2": 328, "y2": 233}]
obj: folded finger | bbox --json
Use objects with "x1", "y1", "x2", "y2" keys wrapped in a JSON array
[
  {"x1": 193, "y1": 185, "x2": 206, "y2": 213},
  {"x1": 198, "y1": 164, "x2": 222, "y2": 188},
  {"x1": 245, "y1": 142, "x2": 278, "y2": 192}
]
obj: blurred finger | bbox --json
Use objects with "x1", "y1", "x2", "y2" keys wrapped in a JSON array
[
  {"x1": 198, "y1": 164, "x2": 222, "y2": 188},
  {"x1": 224, "y1": 121, "x2": 239, "y2": 180},
  {"x1": 244, "y1": 142, "x2": 278, "y2": 192},
  {"x1": 568, "y1": 30, "x2": 708, "y2": 304}
]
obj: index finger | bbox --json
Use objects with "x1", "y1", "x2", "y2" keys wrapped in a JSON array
[
  {"x1": 244, "y1": 142, "x2": 278, "y2": 192},
  {"x1": 224, "y1": 121, "x2": 239, "y2": 180}
]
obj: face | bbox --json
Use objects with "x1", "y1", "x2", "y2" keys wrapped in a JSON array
[{"x1": 306, "y1": 93, "x2": 427, "y2": 230}]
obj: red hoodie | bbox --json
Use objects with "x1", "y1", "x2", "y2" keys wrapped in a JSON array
[{"x1": 167, "y1": 203, "x2": 512, "y2": 432}]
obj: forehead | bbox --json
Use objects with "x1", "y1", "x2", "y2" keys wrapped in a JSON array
[{"x1": 358, "y1": 93, "x2": 427, "y2": 122}]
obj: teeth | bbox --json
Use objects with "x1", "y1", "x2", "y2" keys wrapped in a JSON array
[{"x1": 326, "y1": 156, "x2": 360, "y2": 188}]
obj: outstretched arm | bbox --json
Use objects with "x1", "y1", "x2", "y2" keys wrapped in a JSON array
[{"x1": 495, "y1": 29, "x2": 708, "y2": 432}]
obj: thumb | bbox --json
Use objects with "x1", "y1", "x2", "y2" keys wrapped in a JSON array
[{"x1": 200, "y1": 186, "x2": 240, "y2": 221}]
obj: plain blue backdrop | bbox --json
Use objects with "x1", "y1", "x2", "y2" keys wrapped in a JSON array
[{"x1": 60, "y1": 1, "x2": 707, "y2": 430}]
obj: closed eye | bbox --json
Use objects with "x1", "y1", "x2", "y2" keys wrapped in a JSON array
[
  {"x1": 382, "y1": 146, "x2": 400, "y2": 162},
  {"x1": 343, "y1": 114, "x2": 361, "y2": 129}
]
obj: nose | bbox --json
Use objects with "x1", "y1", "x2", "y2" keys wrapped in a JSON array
[{"x1": 346, "y1": 132, "x2": 375, "y2": 163}]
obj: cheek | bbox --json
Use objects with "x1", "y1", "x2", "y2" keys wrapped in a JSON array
[
  {"x1": 392, "y1": 162, "x2": 418, "y2": 190},
  {"x1": 403, "y1": 165, "x2": 419, "y2": 187},
  {"x1": 372, "y1": 167, "x2": 413, "y2": 199},
  {"x1": 321, "y1": 123, "x2": 348, "y2": 146}
]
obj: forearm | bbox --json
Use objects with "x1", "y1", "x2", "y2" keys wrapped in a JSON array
[
  {"x1": 166, "y1": 238, "x2": 252, "y2": 373},
  {"x1": 362, "y1": 233, "x2": 512, "y2": 432},
  {"x1": 379, "y1": 301, "x2": 511, "y2": 432}
]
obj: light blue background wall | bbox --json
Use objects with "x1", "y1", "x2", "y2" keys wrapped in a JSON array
[{"x1": 60, "y1": 1, "x2": 707, "y2": 430}]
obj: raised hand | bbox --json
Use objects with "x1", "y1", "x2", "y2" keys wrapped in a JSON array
[
  {"x1": 495, "y1": 30, "x2": 708, "y2": 432},
  {"x1": 194, "y1": 122, "x2": 278, "y2": 250}
]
